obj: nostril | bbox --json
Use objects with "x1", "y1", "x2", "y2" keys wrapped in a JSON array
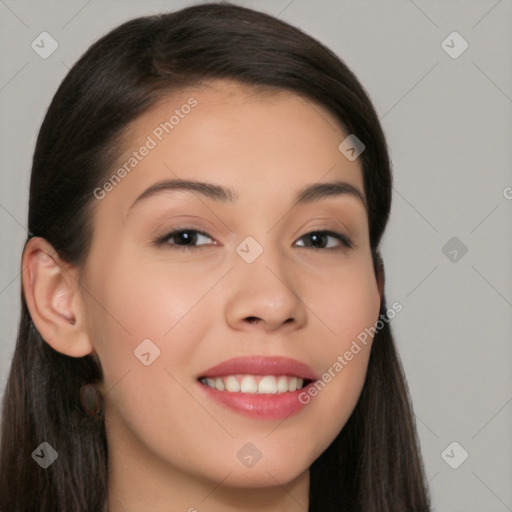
[{"x1": 245, "y1": 316, "x2": 260, "y2": 324}]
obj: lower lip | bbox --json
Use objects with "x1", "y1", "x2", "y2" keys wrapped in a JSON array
[{"x1": 197, "y1": 380, "x2": 314, "y2": 420}]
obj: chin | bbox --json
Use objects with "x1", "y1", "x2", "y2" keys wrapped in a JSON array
[{"x1": 223, "y1": 466, "x2": 308, "y2": 489}]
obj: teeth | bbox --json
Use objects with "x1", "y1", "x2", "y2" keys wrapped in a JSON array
[
  {"x1": 258, "y1": 375, "x2": 277, "y2": 394},
  {"x1": 201, "y1": 375, "x2": 305, "y2": 394},
  {"x1": 277, "y1": 376, "x2": 289, "y2": 393},
  {"x1": 225, "y1": 375, "x2": 240, "y2": 392},
  {"x1": 240, "y1": 376, "x2": 258, "y2": 393},
  {"x1": 214, "y1": 377, "x2": 225, "y2": 391}
]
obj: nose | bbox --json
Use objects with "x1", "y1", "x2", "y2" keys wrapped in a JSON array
[{"x1": 225, "y1": 254, "x2": 307, "y2": 333}]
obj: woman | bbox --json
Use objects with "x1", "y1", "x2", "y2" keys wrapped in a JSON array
[{"x1": 0, "y1": 3, "x2": 431, "y2": 511}]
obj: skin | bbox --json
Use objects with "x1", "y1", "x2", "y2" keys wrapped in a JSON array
[{"x1": 23, "y1": 79, "x2": 382, "y2": 512}]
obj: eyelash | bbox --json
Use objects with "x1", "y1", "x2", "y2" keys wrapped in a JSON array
[{"x1": 153, "y1": 228, "x2": 353, "y2": 251}]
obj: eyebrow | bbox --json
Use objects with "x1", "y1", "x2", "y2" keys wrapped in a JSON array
[{"x1": 127, "y1": 178, "x2": 366, "y2": 212}]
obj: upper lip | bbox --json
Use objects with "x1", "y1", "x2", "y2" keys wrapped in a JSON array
[{"x1": 198, "y1": 355, "x2": 319, "y2": 381}]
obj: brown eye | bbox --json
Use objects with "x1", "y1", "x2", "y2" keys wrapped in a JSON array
[
  {"x1": 294, "y1": 230, "x2": 352, "y2": 250},
  {"x1": 155, "y1": 229, "x2": 215, "y2": 249}
]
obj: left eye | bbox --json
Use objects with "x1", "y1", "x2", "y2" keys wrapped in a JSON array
[{"x1": 294, "y1": 230, "x2": 352, "y2": 250}]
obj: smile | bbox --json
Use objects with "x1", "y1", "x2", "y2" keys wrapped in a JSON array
[
  {"x1": 196, "y1": 355, "x2": 319, "y2": 420},
  {"x1": 199, "y1": 374, "x2": 310, "y2": 394}
]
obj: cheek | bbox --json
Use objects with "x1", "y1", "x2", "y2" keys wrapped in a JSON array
[
  {"x1": 82, "y1": 264, "x2": 222, "y2": 472},
  {"x1": 83, "y1": 250, "x2": 227, "y2": 383},
  {"x1": 297, "y1": 259, "x2": 379, "y2": 435},
  {"x1": 307, "y1": 258, "x2": 380, "y2": 350},
  {"x1": 86, "y1": 255, "x2": 216, "y2": 351}
]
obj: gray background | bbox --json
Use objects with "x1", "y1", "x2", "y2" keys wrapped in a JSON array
[{"x1": 1, "y1": 1, "x2": 511, "y2": 510}]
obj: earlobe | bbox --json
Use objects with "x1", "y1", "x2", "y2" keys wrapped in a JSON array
[{"x1": 22, "y1": 238, "x2": 94, "y2": 358}]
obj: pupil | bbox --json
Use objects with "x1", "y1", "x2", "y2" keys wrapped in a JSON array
[
  {"x1": 310, "y1": 233, "x2": 326, "y2": 248},
  {"x1": 178, "y1": 231, "x2": 196, "y2": 245}
]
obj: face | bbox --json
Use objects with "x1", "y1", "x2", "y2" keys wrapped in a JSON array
[{"x1": 80, "y1": 80, "x2": 381, "y2": 491}]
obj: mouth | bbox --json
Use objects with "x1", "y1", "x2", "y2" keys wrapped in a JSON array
[
  {"x1": 198, "y1": 374, "x2": 313, "y2": 394},
  {"x1": 197, "y1": 355, "x2": 318, "y2": 390},
  {"x1": 195, "y1": 355, "x2": 318, "y2": 419}
]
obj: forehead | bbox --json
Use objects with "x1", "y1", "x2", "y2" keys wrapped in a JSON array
[{"x1": 98, "y1": 79, "x2": 365, "y2": 215}]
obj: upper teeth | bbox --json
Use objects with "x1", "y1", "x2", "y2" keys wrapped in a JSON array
[{"x1": 201, "y1": 375, "x2": 305, "y2": 394}]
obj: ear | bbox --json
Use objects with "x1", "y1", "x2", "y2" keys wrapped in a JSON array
[{"x1": 22, "y1": 237, "x2": 94, "y2": 357}]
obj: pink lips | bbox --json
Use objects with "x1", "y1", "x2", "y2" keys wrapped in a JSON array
[{"x1": 197, "y1": 355, "x2": 319, "y2": 420}]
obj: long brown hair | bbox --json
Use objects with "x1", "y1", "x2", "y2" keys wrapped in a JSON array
[{"x1": 0, "y1": 3, "x2": 431, "y2": 511}]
